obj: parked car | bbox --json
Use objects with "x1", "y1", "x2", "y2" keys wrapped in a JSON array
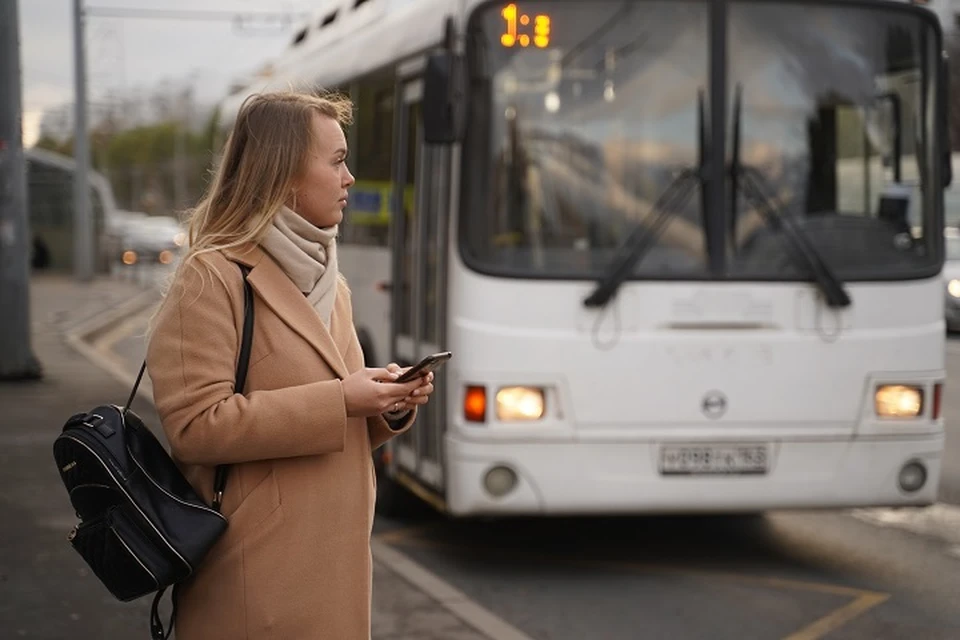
[{"x1": 103, "y1": 211, "x2": 186, "y2": 268}]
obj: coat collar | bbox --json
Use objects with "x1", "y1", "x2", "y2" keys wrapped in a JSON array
[{"x1": 223, "y1": 243, "x2": 350, "y2": 379}]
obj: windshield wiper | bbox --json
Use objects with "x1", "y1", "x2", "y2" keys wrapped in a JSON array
[
  {"x1": 729, "y1": 84, "x2": 851, "y2": 309},
  {"x1": 583, "y1": 91, "x2": 708, "y2": 309}
]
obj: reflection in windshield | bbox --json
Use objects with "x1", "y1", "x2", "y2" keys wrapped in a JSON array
[
  {"x1": 463, "y1": 1, "x2": 709, "y2": 277},
  {"x1": 461, "y1": 0, "x2": 941, "y2": 282},
  {"x1": 727, "y1": 2, "x2": 939, "y2": 280},
  {"x1": 584, "y1": 164, "x2": 705, "y2": 307}
]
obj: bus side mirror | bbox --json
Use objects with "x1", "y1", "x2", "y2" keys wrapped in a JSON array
[{"x1": 423, "y1": 52, "x2": 464, "y2": 144}]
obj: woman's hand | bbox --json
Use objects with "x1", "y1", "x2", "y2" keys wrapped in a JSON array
[
  {"x1": 384, "y1": 363, "x2": 435, "y2": 414},
  {"x1": 341, "y1": 368, "x2": 423, "y2": 418}
]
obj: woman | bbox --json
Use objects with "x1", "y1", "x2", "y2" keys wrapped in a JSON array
[{"x1": 146, "y1": 90, "x2": 434, "y2": 638}]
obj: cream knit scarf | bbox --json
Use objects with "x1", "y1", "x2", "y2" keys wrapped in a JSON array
[{"x1": 259, "y1": 206, "x2": 339, "y2": 327}]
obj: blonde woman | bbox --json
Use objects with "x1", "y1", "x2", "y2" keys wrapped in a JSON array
[{"x1": 146, "y1": 91, "x2": 434, "y2": 639}]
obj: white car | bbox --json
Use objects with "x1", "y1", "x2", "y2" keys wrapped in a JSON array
[
  {"x1": 104, "y1": 212, "x2": 186, "y2": 267},
  {"x1": 944, "y1": 231, "x2": 960, "y2": 331}
]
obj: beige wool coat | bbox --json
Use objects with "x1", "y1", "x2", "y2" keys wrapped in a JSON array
[{"x1": 145, "y1": 243, "x2": 414, "y2": 639}]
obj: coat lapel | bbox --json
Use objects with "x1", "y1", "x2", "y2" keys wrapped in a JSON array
[
  {"x1": 329, "y1": 281, "x2": 362, "y2": 372},
  {"x1": 224, "y1": 244, "x2": 350, "y2": 380}
]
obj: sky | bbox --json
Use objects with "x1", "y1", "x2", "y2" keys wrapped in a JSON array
[
  {"x1": 18, "y1": 0, "x2": 313, "y2": 146},
  {"x1": 17, "y1": 0, "x2": 957, "y2": 147}
]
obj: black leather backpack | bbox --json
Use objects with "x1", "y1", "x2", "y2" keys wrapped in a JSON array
[{"x1": 52, "y1": 263, "x2": 254, "y2": 639}]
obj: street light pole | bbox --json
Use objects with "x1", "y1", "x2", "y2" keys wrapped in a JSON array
[
  {"x1": 72, "y1": 0, "x2": 93, "y2": 281},
  {"x1": 0, "y1": 0, "x2": 42, "y2": 379}
]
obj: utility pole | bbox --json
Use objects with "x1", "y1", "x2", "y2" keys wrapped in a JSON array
[
  {"x1": 73, "y1": 0, "x2": 93, "y2": 281},
  {"x1": 173, "y1": 111, "x2": 187, "y2": 210},
  {"x1": 173, "y1": 82, "x2": 194, "y2": 211},
  {"x1": 0, "y1": 0, "x2": 42, "y2": 379}
]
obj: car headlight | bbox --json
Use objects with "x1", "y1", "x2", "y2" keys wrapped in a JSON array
[
  {"x1": 496, "y1": 387, "x2": 545, "y2": 421},
  {"x1": 949, "y1": 280, "x2": 960, "y2": 298},
  {"x1": 875, "y1": 384, "x2": 923, "y2": 418}
]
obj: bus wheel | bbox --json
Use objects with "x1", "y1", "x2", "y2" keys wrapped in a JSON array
[{"x1": 32, "y1": 237, "x2": 50, "y2": 270}]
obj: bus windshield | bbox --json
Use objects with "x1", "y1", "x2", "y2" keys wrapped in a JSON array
[{"x1": 460, "y1": 0, "x2": 943, "y2": 282}]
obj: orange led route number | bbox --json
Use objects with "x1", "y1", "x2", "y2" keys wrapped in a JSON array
[{"x1": 500, "y1": 3, "x2": 551, "y2": 48}]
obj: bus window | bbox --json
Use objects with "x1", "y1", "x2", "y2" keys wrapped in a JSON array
[{"x1": 343, "y1": 73, "x2": 395, "y2": 248}]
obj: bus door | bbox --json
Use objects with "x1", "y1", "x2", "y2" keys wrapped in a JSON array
[{"x1": 389, "y1": 76, "x2": 449, "y2": 492}]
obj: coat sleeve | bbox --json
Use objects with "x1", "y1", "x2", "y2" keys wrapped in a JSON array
[
  {"x1": 367, "y1": 410, "x2": 416, "y2": 451},
  {"x1": 146, "y1": 256, "x2": 347, "y2": 466}
]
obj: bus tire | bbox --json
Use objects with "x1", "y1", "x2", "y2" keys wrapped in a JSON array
[{"x1": 32, "y1": 236, "x2": 50, "y2": 270}]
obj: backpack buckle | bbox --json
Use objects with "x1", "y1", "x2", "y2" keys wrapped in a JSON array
[{"x1": 83, "y1": 414, "x2": 115, "y2": 438}]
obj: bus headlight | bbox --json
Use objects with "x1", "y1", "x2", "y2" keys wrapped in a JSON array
[
  {"x1": 496, "y1": 386, "x2": 545, "y2": 421},
  {"x1": 122, "y1": 250, "x2": 138, "y2": 265},
  {"x1": 949, "y1": 280, "x2": 960, "y2": 298},
  {"x1": 875, "y1": 385, "x2": 923, "y2": 418}
]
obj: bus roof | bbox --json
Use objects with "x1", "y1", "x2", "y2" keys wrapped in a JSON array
[
  {"x1": 216, "y1": 0, "x2": 953, "y2": 127},
  {"x1": 25, "y1": 147, "x2": 118, "y2": 213},
  {"x1": 217, "y1": 0, "x2": 459, "y2": 127}
]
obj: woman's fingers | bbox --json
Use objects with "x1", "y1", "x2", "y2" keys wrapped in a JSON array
[
  {"x1": 409, "y1": 379, "x2": 434, "y2": 397},
  {"x1": 369, "y1": 367, "x2": 399, "y2": 382},
  {"x1": 385, "y1": 362, "x2": 404, "y2": 375}
]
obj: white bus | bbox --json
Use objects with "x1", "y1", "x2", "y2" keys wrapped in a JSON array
[{"x1": 218, "y1": 0, "x2": 952, "y2": 517}]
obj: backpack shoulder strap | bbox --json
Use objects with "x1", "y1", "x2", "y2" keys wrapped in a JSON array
[
  {"x1": 212, "y1": 263, "x2": 254, "y2": 511},
  {"x1": 147, "y1": 262, "x2": 254, "y2": 639},
  {"x1": 123, "y1": 264, "x2": 255, "y2": 417}
]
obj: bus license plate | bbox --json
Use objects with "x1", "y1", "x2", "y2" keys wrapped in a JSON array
[{"x1": 659, "y1": 444, "x2": 768, "y2": 475}]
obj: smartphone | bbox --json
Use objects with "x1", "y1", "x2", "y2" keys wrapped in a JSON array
[{"x1": 395, "y1": 352, "x2": 452, "y2": 383}]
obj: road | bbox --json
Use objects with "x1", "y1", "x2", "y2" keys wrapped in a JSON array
[
  {"x1": 374, "y1": 511, "x2": 960, "y2": 639},
  {"x1": 101, "y1": 298, "x2": 960, "y2": 640}
]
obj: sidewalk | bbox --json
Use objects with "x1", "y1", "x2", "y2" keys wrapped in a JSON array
[{"x1": 0, "y1": 274, "x2": 490, "y2": 639}]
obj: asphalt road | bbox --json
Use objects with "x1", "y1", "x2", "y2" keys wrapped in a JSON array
[{"x1": 371, "y1": 509, "x2": 960, "y2": 639}]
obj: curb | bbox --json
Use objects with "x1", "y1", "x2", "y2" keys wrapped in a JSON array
[
  {"x1": 371, "y1": 540, "x2": 536, "y2": 640},
  {"x1": 852, "y1": 503, "x2": 960, "y2": 549},
  {"x1": 62, "y1": 296, "x2": 530, "y2": 640},
  {"x1": 63, "y1": 287, "x2": 162, "y2": 407},
  {"x1": 65, "y1": 287, "x2": 161, "y2": 345}
]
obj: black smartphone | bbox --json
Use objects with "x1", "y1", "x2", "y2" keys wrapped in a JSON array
[{"x1": 395, "y1": 352, "x2": 452, "y2": 383}]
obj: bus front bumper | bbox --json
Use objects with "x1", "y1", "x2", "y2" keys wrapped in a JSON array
[{"x1": 444, "y1": 434, "x2": 943, "y2": 516}]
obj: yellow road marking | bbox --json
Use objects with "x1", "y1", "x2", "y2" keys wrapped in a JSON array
[
  {"x1": 783, "y1": 592, "x2": 890, "y2": 640},
  {"x1": 384, "y1": 534, "x2": 891, "y2": 640},
  {"x1": 92, "y1": 304, "x2": 155, "y2": 353}
]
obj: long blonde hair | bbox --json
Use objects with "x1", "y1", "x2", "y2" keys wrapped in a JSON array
[
  {"x1": 186, "y1": 90, "x2": 354, "y2": 262},
  {"x1": 150, "y1": 90, "x2": 353, "y2": 326}
]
